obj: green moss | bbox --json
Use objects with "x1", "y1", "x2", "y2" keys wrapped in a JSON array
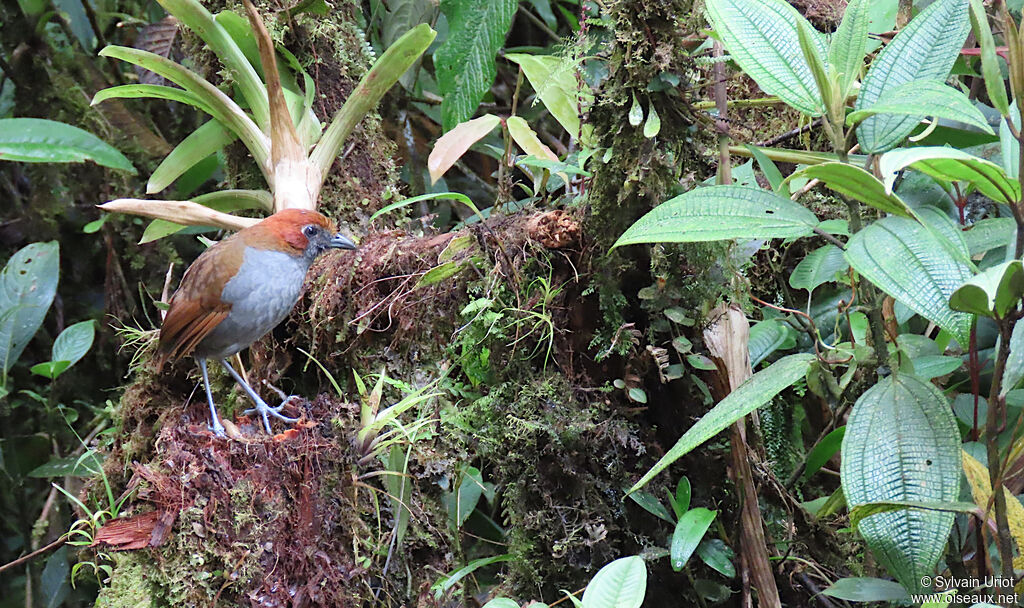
[{"x1": 95, "y1": 553, "x2": 167, "y2": 608}]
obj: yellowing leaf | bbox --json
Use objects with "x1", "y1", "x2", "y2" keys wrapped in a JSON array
[
  {"x1": 427, "y1": 114, "x2": 501, "y2": 185},
  {"x1": 505, "y1": 53, "x2": 591, "y2": 141},
  {"x1": 507, "y1": 115, "x2": 567, "y2": 186},
  {"x1": 961, "y1": 449, "x2": 1024, "y2": 576}
]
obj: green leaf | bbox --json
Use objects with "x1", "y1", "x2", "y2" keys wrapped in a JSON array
[
  {"x1": 695, "y1": 539, "x2": 735, "y2": 578},
  {"x1": 910, "y1": 355, "x2": 963, "y2": 381},
  {"x1": 148, "y1": 120, "x2": 236, "y2": 194},
  {"x1": 822, "y1": 578, "x2": 910, "y2": 602},
  {"x1": 92, "y1": 83, "x2": 213, "y2": 115},
  {"x1": 705, "y1": 0, "x2": 827, "y2": 115},
  {"x1": 878, "y1": 146, "x2": 1020, "y2": 205},
  {"x1": 629, "y1": 93, "x2": 643, "y2": 127},
  {"x1": 417, "y1": 260, "x2": 467, "y2": 288},
  {"x1": 969, "y1": 0, "x2": 1009, "y2": 116},
  {"x1": 450, "y1": 466, "x2": 484, "y2": 527},
  {"x1": 854, "y1": 0, "x2": 971, "y2": 153},
  {"x1": 789, "y1": 244, "x2": 849, "y2": 292},
  {"x1": 0, "y1": 242, "x2": 59, "y2": 373},
  {"x1": 669, "y1": 477, "x2": 691, "y2": 519},
  {"x1": 481, "y1": 600, "x2": 521, "y2": 608},
  {"x1": 626, "y1": 354, "x2": 814, "y2": 494},
  {"x1": 963, "y1": 217, "x2": 1014, "y2": 256},
  {"x1": 98, "y1": 46, "x2": 269, "y2": 172},
  {"x1": 1002, "y1": 321, "x2": 1024, "y2": 396},
  {"x1": 28, "y1": 450, "x2": 103, "y2": 478},
  {"x1": 0, "y1": 118, "x2": 135, "y2": 173},
  {"x1": 789, "y1": 162, "x2": 913, "y2": 217},
  {"x1": 845, "y1": 215, "x2": 973, "y2": 347},
  {"x1": 797, "y1": 19, "x2": 833, "y2": 113},
  {"x1": 670, "y1": 508, "x2": 717, "y2": 571},
  {"x1": 311, "y1": 24, "x2": 436, "y2": 177},
  {"x1": 30, "y1": 360, "x2": 70, "y2": 379},
  {"x1": 627, "y1": 491, "x2": 674, "y2": 523},
  {"x1": 801, "y1": 425, "x2": 845, "y2": 481},
  {"x1": 581, "y1": 555, "x2": 647, "y2": 608},
  {"x1": 435, "y1": 0, "x2": 517, "y2": 130},
  {"x1": 643, "y1": 103, "x2": 660, "y2": 138},
  {"x1": 506, "y1": 53, "x2": 589, "y2": 140},
  {"x1": 47, "y1": 320, "x2": 95, "y2": 376},
  {"x1": 829, "y1": 0, "x2": 870, "y2": 97},
  {"x1": 40, "y1": 547, "x2": 69, "y2": 608},
  {"x1": 748, "y1": 319, "x2": 793, "y2": 367},
  {"x1": 745, "y1": 144, "x2": 784, "y2": 193},
  {"x1": 950, "y1": 260, "x2": 1024, "y2": 319},
  {"x1": 847, "y1": 80, "x2": 993, "y2": 134},
  {"x1": 848, "y1": 500, "x2": 979, "y2": 532},
  {"x1": 156, "y1": 0, "x2": 269, "y2": 129},
  {"x1": 431, "y1": 554, "x2": 512, "y2": 599},
  {"x1": 612, "y1": 186, "x2": 820, "y2": 248},
  {"x1": 840, "y1": 374, "x2": 961, "y2": 594}
]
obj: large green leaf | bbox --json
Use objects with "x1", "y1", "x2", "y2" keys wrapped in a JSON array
[
  {"x1": 878, "y1": 146, "x2": 1020, "y2": 205},
  {"x1": 963, "y1": 217, "x2": 1014, "y2": 256},
  {"x1": 1001, "y1": 321, "x2": 1024, "y2": 396},
  {"x1": 0, "y1": 242, "x2": 59, "y2": 373},
  {"x1": 581, "y1": 556, "x2": 647, "y2": 608},
  {"x1": 847, "y1": 79, "x2": 993, "y2": 134},
  {"x1": 626, "y1": 354, "x2": 814, "y2": 495},
  {"x1": 0, "y1": 118, "x2": 134, "y2": 173},
  {"x1": 854, "y1": 0, "x2": 971, "y2": 153},
  {"x1": 613, "y1": 186, "x2": 820, "y2": 247},
  {"x1": 829, "y1": 0, "x2": 871, "y2": 98},
  {"x1": 705, "y1": 0, "x2": 826, "y2": 115},
  {"x1": 434, "y1": 0, "x2": 517, "y2": 130},
  {"x1": 506, "y1": 53, "x2": 590, "y2": 141},
  {"x1": 840, "y1": 374, "x2": 961, "y2": 594},
  {"x1": 148, "y1": 120, "x2": 236, "y2": 194},
  {"x1": 788, "y1": 162, "x2": 914, "y2": 218},
  {"x1": 845, "y1": 215, "x2": 973, "y2": 346}
]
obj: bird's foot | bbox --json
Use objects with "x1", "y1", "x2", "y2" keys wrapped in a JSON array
[
  {"x1": 209, "y1": 419, "x2": 227, "y2": 438},
  {"x1": 244, "y1": 398, "x2": 301, "y2": 434}
]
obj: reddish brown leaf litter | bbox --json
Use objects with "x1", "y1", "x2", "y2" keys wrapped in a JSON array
[{"x1": 108, "y1": 395, "x2": 380, "y2": 607}]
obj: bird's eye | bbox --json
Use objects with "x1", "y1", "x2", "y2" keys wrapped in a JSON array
[{"x1": 303, "y1": 225, "x2": 318, "y2": 237}]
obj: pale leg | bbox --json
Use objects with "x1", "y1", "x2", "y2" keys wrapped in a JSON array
[
  {"x1": 218, "y1": 358, "x2": 299, "y2": 434},
  {"x1": 198, "y1": 358, "x2": 226, "y2": 438}
]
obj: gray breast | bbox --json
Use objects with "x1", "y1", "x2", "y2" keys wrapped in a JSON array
[{"x1": 194, "y1": 248, "x2": 310, "y2": 360}]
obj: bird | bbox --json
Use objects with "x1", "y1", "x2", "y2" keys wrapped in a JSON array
[{"x1": 155, "y1": 208, "x2": 356, "y2": 437}]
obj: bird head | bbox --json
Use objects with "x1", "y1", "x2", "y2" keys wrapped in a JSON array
[{"x1": 251, "y1": 209, "x2": 357, "y2": 261}]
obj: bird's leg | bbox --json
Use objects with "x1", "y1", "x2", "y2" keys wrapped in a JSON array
[
  {"x1": 198, "y1": 358, "x2": 227, "y2": 438},
  {"x1": 218, "y1": 358, "x2": 299, "y2": 434}
]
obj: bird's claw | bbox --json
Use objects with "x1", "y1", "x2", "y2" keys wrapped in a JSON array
[
  {"x1": 209, "y1": 421, "x2": 227, "y2": 438},
  {"x1": 244, "y1": 397, "x2": 302, "y2": 434}
]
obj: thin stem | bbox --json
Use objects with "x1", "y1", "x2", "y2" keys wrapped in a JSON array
[
  {"x1": 986, "y1": 317, "x2": 1017, "y2": 585},
  {"x1": 712, "y1": 41, "x2": 731, "y2": 185}
]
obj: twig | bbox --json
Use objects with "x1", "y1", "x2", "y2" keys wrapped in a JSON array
[
  {"x1": 0, "y1": 536, "x2": 68, "y2": 575},
  {"x1": 757, "y1": 118, "x2": 823, "y2": 147}
]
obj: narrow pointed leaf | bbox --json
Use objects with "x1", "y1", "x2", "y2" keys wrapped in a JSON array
[
  {"x1": 841, "y1": 374, "x2": 961, "y2": 594},
  {"x1": 626, "y1": 354, "x2": 814, "y2": 494},
  {"x1": 878, "y1": 146, "x2": 1020, "y2": 204},
  {"x1": 613, "y1": 186, "x2": 820, "y2": 247},
  {"x1": 99, "y1": 199, "x2": 259, "y2": 231},
  {"x1": 138, "y1": 190, "x2": 273, "y2": 243},
  {"x1": 969, "y1": 0, "x2": 1010, "y2": 116},
  {"x1": 156, "y1": 0, "x2": 269, "y2": 129},
  {"x1": 705, "y1": 0, "x2": 826, "y2": 115},
  {"x1": 98, "y1": 46, "x2": 269, "y2": 174},
  {"x1": 670, "y1": 509, "x2": 717, "y2": 571},
  {"x1": 311, "y1": 24, "x2": 436, "y2": 181},
  {"x1": 92, "y1": 84, "x2": 214, "y2": 116},
  {"x1": 854, "y1": 0, "x2": 971, "y2": 152},
  {"x1": 829, "y1": 0, "x2": 870, "y2": 97},
  {"x1": 148, "y1": 120, "x2": 236, "y2": 193},
  {"x1": 845, "y1": 215, "x2": 973, "y2": 346}
]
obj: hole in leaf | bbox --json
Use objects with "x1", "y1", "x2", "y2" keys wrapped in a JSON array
[
  {"x1": 925, "y1": 459, "x2": 932, "y2": 466},
  {"x1": 765, "y1": 210, "x2": 775, "y2": 214}
]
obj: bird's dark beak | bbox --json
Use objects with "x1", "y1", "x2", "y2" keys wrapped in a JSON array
[{"x1": 329, "y1": 233, "x2": 357, "y2": 250}]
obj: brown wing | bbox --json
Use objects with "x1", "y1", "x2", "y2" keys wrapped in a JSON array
[{"x1": 154, "y1": 237, "x2": 241, "y2": 367}]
